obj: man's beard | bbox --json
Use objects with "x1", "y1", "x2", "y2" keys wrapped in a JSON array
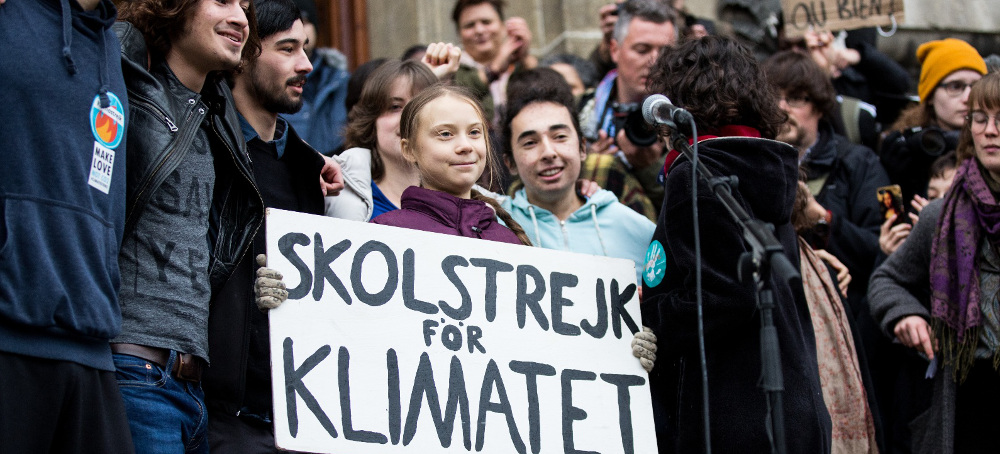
[
  {"x1": 777, "y1": 117, "x2": 807, "y2": 149},
  {"x1": 249, "y1": 67, "x2": 305, "y2": 115}
]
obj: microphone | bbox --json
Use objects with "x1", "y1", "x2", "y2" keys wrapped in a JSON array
[{"x1": 642, "y1": 94, "x2": 694, "y2": 129}]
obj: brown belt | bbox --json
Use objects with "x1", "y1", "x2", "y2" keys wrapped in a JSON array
[{"x1": 111, "y1": 343, "x2": 204, "y2": 382}]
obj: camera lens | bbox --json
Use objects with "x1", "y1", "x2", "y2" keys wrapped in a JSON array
[
  {"x1": 905, "y1": 127, "x2": 946, "y2": 157},
  {"x1": 624, "y1": 109, "x2": 659, "y2": 147}
]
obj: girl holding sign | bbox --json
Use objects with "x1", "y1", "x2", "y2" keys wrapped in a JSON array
[
  {"x1": 328, "y1": 48, "x2": 464, "y2": 221},
  {"x1": 370, "y1": 84, "x2": 531, "y2": 246}
]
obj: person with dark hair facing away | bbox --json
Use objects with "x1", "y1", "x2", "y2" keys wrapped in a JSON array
[
  {"x1": 0, "y1": 0, "x2": 134, "y2": 451},
  {"x1": 110, "y1": 1, "x2": 285, "y2": 451},
  {"x1": 204, "y1": 0, "x2": 339, "y2": 451},
  {"x1": 641, "y1": 36, "x2": 832, "y2": 453}
]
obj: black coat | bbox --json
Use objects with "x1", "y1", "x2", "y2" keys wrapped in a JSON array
[
  {"x1": 203, "y1": 124, "x2": 325, "y2": 418},
  {"x1": 643, "y1": 136, "x2": 831, "y2": 453},
  {"x1": 803, "y1": 123, "x2": 889, "y2": 316}
]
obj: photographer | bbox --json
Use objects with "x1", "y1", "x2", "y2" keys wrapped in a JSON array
[
  {"x1": 881, "y1": 39, "x2": 986, "y2": 206},
  {"x1": 579, "y1": 0, "x2": 677, "y2": 216}
]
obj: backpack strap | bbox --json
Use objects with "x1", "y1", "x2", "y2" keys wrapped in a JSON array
[{"x1": 839, "y1": 96, "x2": 863, "y2": 145}]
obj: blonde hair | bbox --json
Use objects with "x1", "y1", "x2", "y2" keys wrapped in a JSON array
[{"x1": 399, "y1": 83, "x2": 532, "y2": 246}]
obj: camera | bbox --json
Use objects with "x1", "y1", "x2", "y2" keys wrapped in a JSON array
[
  {"x1": 901, "y1": 126, "x2": 954, "y2": 158},
  {"x1": 879, "y1": 125, "x2": 960, "y2": 206},
  {"x1": 611, "y1": 102, "x2": 659, "y2": 147}
]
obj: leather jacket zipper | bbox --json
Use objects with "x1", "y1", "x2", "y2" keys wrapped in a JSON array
[
  {"x1": 164, "y1": 115, "x2": 178, "y2": 132},
  {"x1": 124, "y1": 96, "x2": 205, "y2": 233},
  {"x1": 129, "y1": 93, "x2": 179, "y2": 133}
]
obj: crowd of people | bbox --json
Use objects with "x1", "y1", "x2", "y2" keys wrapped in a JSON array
[{"x1": 2, "y1": 0, "x2": 998, "y2": 453}]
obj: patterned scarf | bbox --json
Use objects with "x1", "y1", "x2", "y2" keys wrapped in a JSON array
[
  {"x1": 929, "y1": 157, "x2": 1000, "y2": 379},
  {"x1": 798, "y1": 238, "x2": 878, "y2": 454}
]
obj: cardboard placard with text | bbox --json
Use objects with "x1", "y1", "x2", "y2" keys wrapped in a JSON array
[
  {"x1": 265, "y1": 209, "x2": 656, "y2": 454},
  {"x1": 781, "y1": 0, "x2": 905, "y2": 39}
]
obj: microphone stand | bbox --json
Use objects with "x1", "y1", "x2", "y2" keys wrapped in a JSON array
[{"x1": 665, "y1": 127, "x2": 799, "y2": 454}]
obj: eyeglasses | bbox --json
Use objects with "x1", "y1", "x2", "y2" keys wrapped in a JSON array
[
  {"x1": 968, "y1": 111, "x2": 1000, "y2": 134},
  {"x1": 778, "y1": 94, "x2": 810, "y2": 108},
  {"x1": 939, "y1": 80, "x2": 976, "y2": 97}
]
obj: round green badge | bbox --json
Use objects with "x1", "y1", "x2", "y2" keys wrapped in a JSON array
[{"x1": 643, "y1": 240, "x2": 666, "y2": 287}]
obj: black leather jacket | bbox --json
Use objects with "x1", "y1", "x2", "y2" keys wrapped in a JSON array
[
  {"x1": 115, "y1": 22, "x2": 263, "y2": 293},
  {"x1": 204, "y1": 124, "x2": 325, "y2": 419}
]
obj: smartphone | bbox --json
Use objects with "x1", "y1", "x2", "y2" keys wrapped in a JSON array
[{"x1": 877, "y1": 184, "x2": 908, "y2": 226}]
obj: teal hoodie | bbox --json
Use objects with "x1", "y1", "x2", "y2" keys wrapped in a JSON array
[{"x1": 502, "y1": 188, "x2": 655, "y2": 283}]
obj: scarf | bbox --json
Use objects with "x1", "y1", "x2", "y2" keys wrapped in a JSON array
[
  {"x1": 798, "y1": 238, "x2": 878, "y2": 454},
  {"x1": 662, "y1": 125, "x2": 762, "y2": 176},
  {"x1": 929, "y1": 157, "x2": 1000, "y2": 379}
]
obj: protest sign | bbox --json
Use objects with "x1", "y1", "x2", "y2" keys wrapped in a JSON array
[
  {"x1": 782, "y1": 0, "x2": 905, "y2": 38},
  {"x1": 266, "y1": 209, "x2": 657, "y2": 454}
]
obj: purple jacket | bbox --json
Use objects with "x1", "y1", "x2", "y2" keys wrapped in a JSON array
[{"x1": 370, "y1": 186, "x2": 522, "y2": 245}]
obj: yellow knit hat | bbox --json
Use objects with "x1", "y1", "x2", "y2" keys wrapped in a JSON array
[{"x1": 917, "y1": 38, "x2": 987, "y2": 103}]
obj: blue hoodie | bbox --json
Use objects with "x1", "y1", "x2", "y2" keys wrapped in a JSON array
[
  {"x1": 0, "y1": 0, "x2": 128, "y2": 371},
  {"x1": 502, "y1": 188, "x2": 655, "y2": 283}
]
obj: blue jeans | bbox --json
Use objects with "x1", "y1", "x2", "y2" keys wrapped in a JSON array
[{"x1": 114, "y1": 352, "x2": 209, "y2": 454}]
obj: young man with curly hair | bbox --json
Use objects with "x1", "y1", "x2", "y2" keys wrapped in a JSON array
[{"x1": 111, "y1": 1, "x2": 265, "y2": 452}]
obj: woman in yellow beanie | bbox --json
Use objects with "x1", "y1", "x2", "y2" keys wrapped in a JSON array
[{"x1": 880, "y1": 38, "x2": 986, "y2": 208}]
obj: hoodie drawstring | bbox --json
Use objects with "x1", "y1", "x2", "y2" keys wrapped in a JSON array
[
  {"x1": 97, "y1": 29, "x2": 111, "y2": 108},
  {"x1": 527, "y1": 205, "x2": 542, "y2": 248},
  {"x1": 590, "y1": 204, "x2": 608, "y2": 256},
  {"x1": 60, "y1": 0, "x2": 78, "y2": 75},
  {"x1": 61, "y1": 0, "x2": 111, "y2": 108}
]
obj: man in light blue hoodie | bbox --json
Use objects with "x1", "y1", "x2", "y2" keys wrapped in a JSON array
[{"x1": 500, "y1": 68, "x2": 655, "y2": 284}]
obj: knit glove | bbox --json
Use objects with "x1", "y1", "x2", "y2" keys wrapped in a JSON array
[
  {"x1": 255, "y1": 254, "x2": 288, "y2": 311},
  {"x1": 631, "y1": 326, "x2": 658, "y2": 373}
]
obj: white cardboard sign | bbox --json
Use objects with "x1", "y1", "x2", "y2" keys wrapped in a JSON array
[
  {"x1": 781, "y1": 0, "x2": 905, "y2": 38},
  {"x1": 265, "y1": 209, "x2": 657, "y2": 454}
]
